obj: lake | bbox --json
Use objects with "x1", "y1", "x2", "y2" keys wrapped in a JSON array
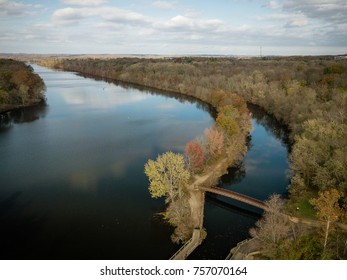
[{"x1": 0, "y1": 65, "x2": 288, "y2": 259}]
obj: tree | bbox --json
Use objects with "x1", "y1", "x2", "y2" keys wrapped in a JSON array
[
  {"x1": 216, "y1": 105, "x2": 240, "y2": 136},
  {"x1": 309, "y1": 189, "x2": 343, "y2": 254},
  {"x1": 250, "y1": 194, "x2": 291, "y2": 256},
  {"x1": 144, "y1": 152, "x2": 190, "y2": 202},
  {"x1": 144, "y1": 152, "x2": 192, "y2": 244},
  {"x1": 208, "y1": 89, "x2": 229, "y2": 107},
  {"x1": 185, "y1": 140, "x2": 205, "y2": 171},
  {"x1": 0, "y1": 59, "x2": 45, "y2": 112},
  {"x1": 204, "y1": 126, "x2": 224, "y2": 159}
]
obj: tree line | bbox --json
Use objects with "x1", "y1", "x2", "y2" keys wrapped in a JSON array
[
  {"x1": 39, "y1": 56, "x2": 347, "y2": 258},
  {"x1": 0, "y1": 59, "x2": 45, "y2": 113}
]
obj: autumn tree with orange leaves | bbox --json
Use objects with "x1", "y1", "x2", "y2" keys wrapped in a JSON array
[{"x1": 185, "y1": 140, "x2": 205, "y2": 172}]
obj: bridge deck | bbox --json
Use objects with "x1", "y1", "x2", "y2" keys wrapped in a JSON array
[
  {"x1": 170, "y1": 229, "x2": 202, "y2": 260},
  {"x1": 198, "y1": 186, "x2": 267, "y2": 210}
]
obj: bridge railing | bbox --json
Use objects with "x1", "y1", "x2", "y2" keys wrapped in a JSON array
[
  {"x1": 170, "y1": 229, "x2": 201, "y2": 260},
  {"x1": 198, "y1": 185, "x2": 267, "y2": 210}
]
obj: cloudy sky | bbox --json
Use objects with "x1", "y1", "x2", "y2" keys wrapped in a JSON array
[{"x1": 0, "y1": 0, "x2": 346, "y2": 55}]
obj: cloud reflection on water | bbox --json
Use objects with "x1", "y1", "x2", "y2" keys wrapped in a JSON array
[{"x1": 60, "y1": 88, "x2": 148, "y2": 109}]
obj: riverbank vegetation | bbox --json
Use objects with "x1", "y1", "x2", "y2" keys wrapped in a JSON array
[
  {"x1": 38, "y1": 55, "x2": 347, "y2": 258},
  {"x1": 0, "y1": 59, "x2": 45, "y2": 113},
  {"x1": 249, "y1": 189, "x2": 347, "y2": 259},
  {"x1": 144, "y1": 90, "x2": 251, "y2": 244}
]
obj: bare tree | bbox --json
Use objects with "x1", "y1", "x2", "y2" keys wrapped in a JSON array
[
  {"x1": 204, "y1": 126, "x2": 224, "y2": 159},
  {"x1": 250, "y1": 194, "x2": 290, "y2": 245}
]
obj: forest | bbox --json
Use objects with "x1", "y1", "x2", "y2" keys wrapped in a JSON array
[
  {"x1": 0, "y1": 59, "x2": 45, "y2": 113},
  {"x1": 39, "y1": 56, "x2": 347, "y2": 259}
]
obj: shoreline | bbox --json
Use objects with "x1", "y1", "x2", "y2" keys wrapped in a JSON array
[{"x1": 0, "y1": 98, "x2": 46, "y2": 115}]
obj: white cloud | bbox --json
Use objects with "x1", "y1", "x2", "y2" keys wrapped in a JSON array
[
  {"x1": 256, "y1": 12, "x2": 309, "y2": 27},
  {"x1": 152, "y1": 0, "x2": 175, "y2": 10},
  {"x1": 52, "y1": 6, "x2": 151, "y2": 26},
  {"x1": 60, "y1": 0, "x2": 107, "y2": 6},
  {"x1": 101, "y1": 7, "x2": 150, "y2": 24},
  {"x1": 283, "y1": 0, "x2": 347, "y2": 24},
  {"x1": 0, "y1": 0, "x2": 33, "y2": 17},
  {"x1": 285, "y1": 13, "x2": 309, "y2": 27},
  {"x1": 266, "y1": 1, "x2": 281, "y2": 9},
  {"x1": 155, "y1": 15, "x2": 223, "y2": 32},
  {"x1": 52, "y1": 7, "x2": 87, "y2": 25}
]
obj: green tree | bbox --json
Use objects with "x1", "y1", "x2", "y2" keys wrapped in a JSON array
[
  {"x1": 276, "y1": 234, "x2": 322, "y2": 260},
  {"x1": 216, "y1": 105, "x2": 240, "y2": 136}
]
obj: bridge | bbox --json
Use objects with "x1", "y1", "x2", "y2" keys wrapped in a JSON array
[
  {"x1": 170, "y1": 229, "x2": 203, "y2": 260},
  {"x1": 198, "y1": 185, "x2": 267, "y2": 210},
  {"x1": 170, "y1": 185, "x2": 347, "y2": 260},
  {"x1": 170, "y1": 186, "x2": 266, "y2": 260}
]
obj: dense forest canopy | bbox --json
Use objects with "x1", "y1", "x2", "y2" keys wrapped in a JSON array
[
  {"x1": 38, "y1": 55, "x2": 347, "y2": 258},
  {"x1": 0, "y1": 59, "x2": 45, "y2": 113}
]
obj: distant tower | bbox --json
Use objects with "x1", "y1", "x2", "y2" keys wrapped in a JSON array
[{"x1": 260, "y1": 46, "x2": 262, "y2": 58}]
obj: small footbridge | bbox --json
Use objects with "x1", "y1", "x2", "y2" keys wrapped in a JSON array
[
  {"x1": 170, "y1": 186, "x2": 266, "y2": 260},
  {"x1": 198, "y1": 185, "x2": 267, "y2": 210}
]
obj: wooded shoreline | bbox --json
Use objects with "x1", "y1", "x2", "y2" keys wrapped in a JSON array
[{"x1": 0, "y1": 59, "x2": 45, "y2": 114}]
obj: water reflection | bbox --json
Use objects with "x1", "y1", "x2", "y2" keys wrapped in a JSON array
[
  {"x1": 190, "y1": 103, "x2": 290, "y2": 259},
  {"x1": 217, "y1": 105, "x2": 290, "y2": 197},
  {"x1": 69, "y1": 170, "x2": 99, "y2": 192},
  {"x1": 219, "y1": 164, "x2": 246, "y2": 185},
  {"x1": 248, "y1": 103, "x2": 291, "y2": 148},
  {"x1": 0, "y1": 102, "x2": 47, "y2": 130},
  {"x1": 0, "y1": 65, "x2": 214, "y2": 260},
  {"x1": 60, "y1": 88, "x2": 148, "y2": 109},
  {"x1": 0, "y1": 65, "x2": 290, "y2": 260},
  {"x1": 78, "y1": 72, "x2": 215, "y2": 117}
]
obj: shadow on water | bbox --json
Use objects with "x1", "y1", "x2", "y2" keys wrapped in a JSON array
[
  {"x1": 0, "y1": 215, "x2": 47, "y2": 260},
  {"x1": 0, "y1": 192, "x2": 48, "y2": 259},
  {"x1": 247, "y1": 103, "x2": 291, "y2": 150},
  {"x1": 205, "y1": 194, "x2": 262, "y2": 220},
  {"x1": 218, "y1": 163, "x2": 246, "y2": 186},
  {"x1": 0, "y1": 102, "x2": 48, "y2": 131}
]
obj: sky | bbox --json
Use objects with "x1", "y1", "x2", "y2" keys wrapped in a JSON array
[{"x1": 0, "y1": 0, "x2": 346, "y2": 55}]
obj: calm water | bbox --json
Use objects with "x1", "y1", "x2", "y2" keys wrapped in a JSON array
[
  {"x1": 190, "y1": 104, "x2": 289, "y2": 259},
  {"x1": 0, "y1": 66, "x2": 289, "y2": 260}
]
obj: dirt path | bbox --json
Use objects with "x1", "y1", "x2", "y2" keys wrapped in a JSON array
[
  {"x1": 188, "y1": 159, "x2": 229, "y2": 230},
  {"x1": 188, "y1": 159, "x2": 228, "y2": 190}
]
